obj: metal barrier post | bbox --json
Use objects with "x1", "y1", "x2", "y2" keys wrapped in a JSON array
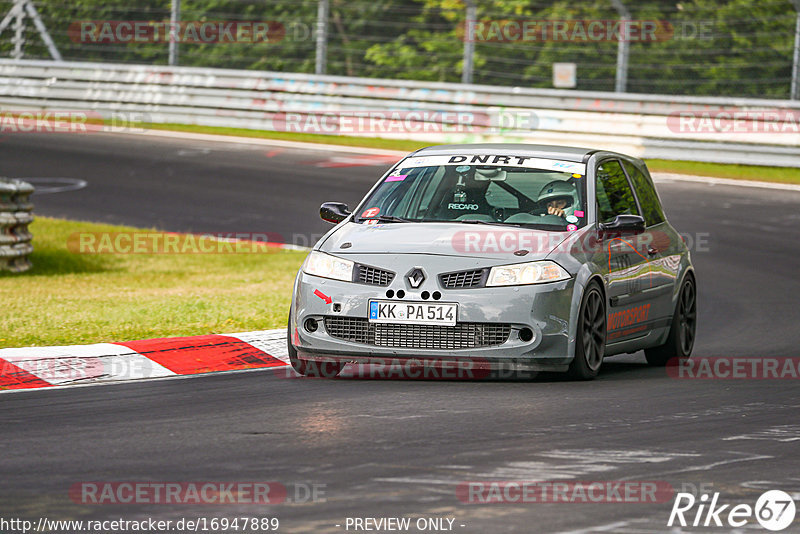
[
  {"x1": 791, "y1": 0, "x2": 800, "y2": 99},
  {"x1": 462, "y1": 0, "x2": 476, "y2": 84},
  {"x1": 611, "y1": 0, "x2": 630, "y2": 93},
  {"x1": 315, "y1": 0, "x2": 329, "y2": 75},
  {"x1": 169, "y1": 0, "x2": 180, "y2": 66},
  {"x1": 11, "y1": 0, "x2": 24, "y2": 60}
]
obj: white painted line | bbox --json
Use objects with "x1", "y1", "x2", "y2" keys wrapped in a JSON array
[
  {"x1": 722, "y1": 425, "x2": 800, "y2": 442},
  {"x1": 652, "y1": 172, "x2": 800, "y2": 192},
  {"x1": 540, "y1": 449, "x2": 699, "y2": 464},
  {"x1": 619, "y1": 451, "x2": 773, "y2": 480},
  {"x1": 15, "y1": 177, "x2": 88, "y2": 194}
]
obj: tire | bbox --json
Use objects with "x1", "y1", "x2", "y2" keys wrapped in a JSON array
[
  {"x1": 645, "y1": 275, "x2": 696, "y2": 366},
  {"x1": 567, "y1": 281, "x2": 606, "y2": 380},
  {"x1": 287, "y1": 318, "x2": 343, "y2": 378}
]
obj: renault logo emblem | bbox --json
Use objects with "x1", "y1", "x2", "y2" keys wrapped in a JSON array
[{"x1": 406, "y1": 268, "x2": 425, "y2": 288}]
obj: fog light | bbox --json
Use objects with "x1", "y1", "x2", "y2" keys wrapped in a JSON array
[
  {"x1": 304, "y1": 318, "x2": 318, "y2": 333},
  {"x1": 519, "y1": 327, "x2": 534, "y2": 342}
]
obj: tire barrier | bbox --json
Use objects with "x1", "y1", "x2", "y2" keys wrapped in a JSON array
[{"x1": 0, "y1": 177, "x2": 34, "y2": 272}]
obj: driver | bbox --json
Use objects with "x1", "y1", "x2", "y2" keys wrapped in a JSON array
[{"x1": 538, "y1": 180, "x2": 579, "y2": 218}]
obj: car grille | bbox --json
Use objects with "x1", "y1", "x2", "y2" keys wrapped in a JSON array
[
  {"x1": 324, "y1": 317, "x2": 511, "y2": 349},
  {"x1": 356, "y1": 264, "x2": 395, "y2": 286},
  {"x1": 439, "y1": 268, "x2": 487, "y2": 289}
]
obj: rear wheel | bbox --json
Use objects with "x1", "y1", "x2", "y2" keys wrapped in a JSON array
[
  {"x1": 287, "y1": 318, "x2": 343, "y2": 377},
  {"x1": 567, "y1": 282, "x2": 606, "y2": 380},
  {"x1": 645, "y1": 275, "x2": 696, "y2": 366}
]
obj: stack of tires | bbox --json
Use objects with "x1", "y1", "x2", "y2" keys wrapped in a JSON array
[{"x1": 0, "y1": 178, "x2": 34, "y2": 272}]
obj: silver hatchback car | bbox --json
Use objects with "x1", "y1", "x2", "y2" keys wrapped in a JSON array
[{"x1": 288, "y1": 144, "x2": 696, "y2": 380}]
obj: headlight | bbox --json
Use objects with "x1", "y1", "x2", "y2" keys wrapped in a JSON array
[
  {"x1": 302, "y1": 250, "x2": 354, "y2": 282},
  {"x1": 486, "y1": 260, "x2": 570, "y2": 287}
]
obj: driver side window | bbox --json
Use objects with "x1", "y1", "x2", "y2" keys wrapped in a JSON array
[{"x1": 596, "y1": 160, "x2": 639, "y2": 223}]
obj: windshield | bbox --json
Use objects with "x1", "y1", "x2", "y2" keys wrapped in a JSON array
[{"x1": 355, "y1": 154, "x2": 588, "y2": 230}]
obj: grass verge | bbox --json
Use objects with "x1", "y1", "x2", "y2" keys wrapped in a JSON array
[
  {"x1": 143, "y1": 122, "x2": 429, "y2": 152},
  {"x1": 0, "y1": 217, "x2": 305, "y2": 348},
  {"x1": 645, "y1": 159, "x2": 800, "y2": 184}
]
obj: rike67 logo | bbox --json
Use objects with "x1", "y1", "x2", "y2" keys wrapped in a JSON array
[{"x1": 668, "y1": 490, "x2": 796, "y2": 531}]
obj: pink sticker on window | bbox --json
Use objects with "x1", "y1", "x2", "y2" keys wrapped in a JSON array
[
  {"x1": 574, "y1": 210, "x2": 585, "y2": 218},
  {"x1": 361, "y1": 207, "x2": 380, "y2": 218},
  {"x1": 567, "y1": 224, "x2": 578, "y2": 231},
  {"x1": 385, "y1": 175, "x2": 407, "y2": 182}
]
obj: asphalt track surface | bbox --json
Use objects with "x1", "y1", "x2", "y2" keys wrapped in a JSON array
[{"x1": 2, "y1": 132, "x2": 800, "y2": 533}]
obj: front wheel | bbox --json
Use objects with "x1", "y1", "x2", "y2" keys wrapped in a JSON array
[
  {"x1": 645, "y1": 275, "x2": 696, "y2": 366},
  {"x1": 567, "y1": 282, "x2": 606, "y2": 380},
  {"x1": 287, "y1": 319, "x2": 343, "y2": 377}
]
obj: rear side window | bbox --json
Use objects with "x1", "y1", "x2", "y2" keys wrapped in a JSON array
[
  {"x1": 623, "y1": 161, "x2": 665, "y2": 226},
  {"x1": 596, "y1": 160, "x2": 639, "y2": 223}
]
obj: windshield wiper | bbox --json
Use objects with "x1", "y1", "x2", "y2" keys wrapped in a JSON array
[
  {"x1": 361, "y1": 215, "x2": 414, "y2": 223},
  {"x1": 459, "y1": 219, "x2": 522, "y2": 227}
]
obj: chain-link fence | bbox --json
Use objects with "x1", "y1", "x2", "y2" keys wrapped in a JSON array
[{"x1": 1, "y1": 0, "x2": 800, "y2": 99}]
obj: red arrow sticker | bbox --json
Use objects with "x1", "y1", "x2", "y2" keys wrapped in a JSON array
[{"x1": 314, "y1": 289, "x2": 332, "y2": 304}]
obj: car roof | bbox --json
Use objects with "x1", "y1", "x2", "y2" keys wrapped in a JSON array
[{"x1": 411, "y1": 143, "x2": 601, "y2": 163}]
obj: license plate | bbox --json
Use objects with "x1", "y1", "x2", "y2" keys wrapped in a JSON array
[{"x1": 368, "y1": 300, "x2": 457, "y2": 326}]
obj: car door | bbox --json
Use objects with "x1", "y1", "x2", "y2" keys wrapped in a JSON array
[
  {"x1": 621, "y1": 159, "x2": 680, "y2": 324},
  {"x1": 595, "y1": 159, "x2": 653, "y2": 343}
]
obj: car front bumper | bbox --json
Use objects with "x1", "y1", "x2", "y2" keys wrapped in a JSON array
[{"x1": 290, "y1": 254, "x2": 578, "y2": 373}]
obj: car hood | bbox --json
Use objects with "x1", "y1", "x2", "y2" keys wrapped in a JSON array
[{"x1": 319, "y1": 222, "x2": 571, "y2": 260}]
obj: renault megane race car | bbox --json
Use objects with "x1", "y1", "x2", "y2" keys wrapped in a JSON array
[{"x1": 288, "y1": 144, "x2": 696, "y2": 380}]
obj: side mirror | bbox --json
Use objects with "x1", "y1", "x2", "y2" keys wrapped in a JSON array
[
  {"x1": 320, "y1": 202, "x2": 351, "y2": 224},
  {"x1": 598, "y1": 214, "x2": 645, "y2": 235}
]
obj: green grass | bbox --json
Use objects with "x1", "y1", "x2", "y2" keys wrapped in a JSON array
[
  {"x1": 0, "y1": 217, "x2": 305, "y2": 348},
  {"x1": 138, "y1": 122, "x2": 800, "y2": 185},
  {"x1": 645, "y1": 159, "x2": 800, "y2": 184},
  {"x1": 144, "y1": 122, "x2": 429, "y2": 152}
]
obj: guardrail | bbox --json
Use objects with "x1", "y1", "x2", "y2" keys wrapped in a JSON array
[
  {"x1": 0, "y1": 177, "x2": 34, "y2": 273},
  {"x1": 1, "y1": 59, "x2": 799, "y2": 167}
]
